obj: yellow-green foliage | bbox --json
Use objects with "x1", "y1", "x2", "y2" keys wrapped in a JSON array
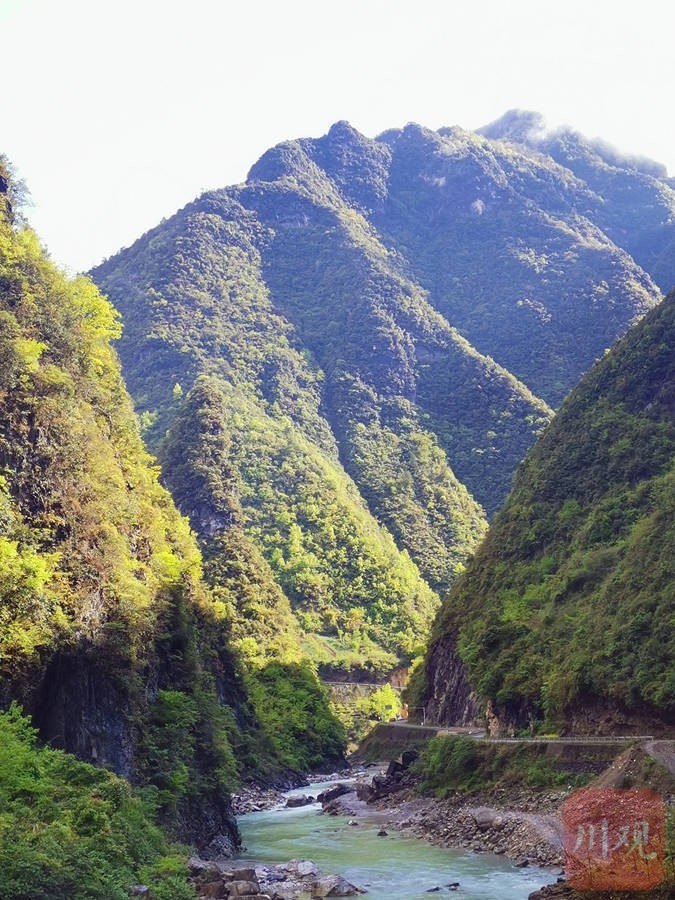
[
  {"x1": 244, "y1": 662, "x2": 346, "y2": 771},
  {"x1": 361, "y1": 683, "x2": 402, "y2": 721},
  {"x1": 0, "y1": 212, "x2": 206, "y2": 676},
  {"x1": 0, "y1": 166, "x2": 347, "y2": 791},
  {"x1": 159, "y1": 374, "x2": 303, "y2": 665},
  {"x1": 0, "y1": 706, "x2": 195, "y2": 900},
  {"x1": 162, "y1": 374, "x2": 438, "y2": 667}
]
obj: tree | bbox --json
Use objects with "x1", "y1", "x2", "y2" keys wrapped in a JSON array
[{"x1": 368, "y1": 683, "x2": 402, "y2": 720}]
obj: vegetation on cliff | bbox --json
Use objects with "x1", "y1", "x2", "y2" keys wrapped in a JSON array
[
  {"x1": 0, "y1": 706, "x2": 194, "y2": 900},
  {"x1": 422, "y1": 290, "x2": 675, "y2": 731},
  {"x1": 0, "y1": 157, "x2": 345, "y2": 857},
  {"x1": 480, "y1": 108, "x2": 675, "y2": 296},
  {"x1": 91, "y1": 188, "x2": 464, "y2": 673}
]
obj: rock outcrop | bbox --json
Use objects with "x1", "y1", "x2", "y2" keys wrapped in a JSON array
[{"x1": 189, "y1": 858, "x2": 365, "y2": 899}]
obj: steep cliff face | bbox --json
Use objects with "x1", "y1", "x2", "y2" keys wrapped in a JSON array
[
  {"x1": 33, "y1": 651, "x2": 136, "y2": 777},
  {"x1": 0, "y1": 160, "x2": 249, "y2": 854},
  {"x1": 418, "y1": 633, "x2": 481, "y2": 727},
  {"x1": 420, "y1": 289, "x2": 675, "y2": 734}
]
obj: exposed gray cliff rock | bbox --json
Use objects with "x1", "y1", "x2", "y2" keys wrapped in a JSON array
[{"x1": 422, "y1": 633, "x2": 481, "y2": 725}]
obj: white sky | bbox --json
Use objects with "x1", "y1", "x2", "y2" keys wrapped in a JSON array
[{"x1": 2, "y1": 0, "x2": 674, "y2": 273}]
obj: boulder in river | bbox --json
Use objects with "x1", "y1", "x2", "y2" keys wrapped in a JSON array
[
  {"x1": 317, "y1": 783, "x2": 352, "y2": 803},
  {"x1": 283, "y1": 858, "x2": 320, "y2": 877},
  {"x1": 285, "y1": 794, "x2": 314, "y2": 808},
  {"x1": 313, "y1": 873, "x2": 365, "y2": 896}
]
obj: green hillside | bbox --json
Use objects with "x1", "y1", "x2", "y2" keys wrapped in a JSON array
[
  {"x1": 0, "y1": 707, "x2": 195, "y2": 900},
  {"x1": 368, "y1": 122, "x2": 659, "y2": 406},
  {"x1": 91, "y1": 184, "x2": 490, "y2": 672},
  {"x1": 0, "y1": 159, "x2": 345, "y2": 861},
  {"x1": 160, "y1": 373, "x2": 438, "y2": 673},
  {"x1": 420, "y1": 290, "x2": 675, "y2": 733},
  {"x1": 91, "y1": 117, "x2": 668, "y2": 680}
]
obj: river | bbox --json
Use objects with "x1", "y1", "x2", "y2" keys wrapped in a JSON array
[{"x1": 236, "y1": 780, "x2": 558, "y2": 899}]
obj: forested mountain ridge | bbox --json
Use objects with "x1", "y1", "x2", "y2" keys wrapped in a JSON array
[
  {"x1": 279, "y1": 118, "x2": 662, "y2": 404},
  {"x1": 0, "y1": 160, "x2": 345, "y2": 869},
  {"x1": 418, "y1": 288, "x2": 675, "y2": 734},
  {"x1": 479, "y1": 109, "x2": 675, "y2": 296},
  {"x1": 92, "y1": 191, "x2": 455, "y2": 673},
  {"x1": 92, "y1": 115, "x2": 664, "y2": 675}
]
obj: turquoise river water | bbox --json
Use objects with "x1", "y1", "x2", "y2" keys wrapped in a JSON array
[{"x1": 237, "y1": 780, "x2": 558, "y2": 899}]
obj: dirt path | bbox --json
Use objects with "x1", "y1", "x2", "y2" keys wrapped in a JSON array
[{"x1": 643, "y1": 739, "x2": 675, "y2": 776}]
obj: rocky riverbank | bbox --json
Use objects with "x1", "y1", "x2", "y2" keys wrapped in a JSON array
[
  {"x1": 219, "y1": 739, "x2": 673, "y2": 900},
  {"x1": 527, "y1": 883, "x2": 674, "y2": 900},
  {"x1": 232, "y1": 759, "x2": 570, "y2": 884},
  {"x1": 232, "y1": 769, "x2": 368, "y2": 815},
  {"x1": 188, "y1": 856, "x2": 364, "y2": 899},
  {"x1": 232, "y1": 785, "x2": 288, "y2": 816},
  {"x1": 320, "y1": 759, "x2": 568, "y2": 868}
]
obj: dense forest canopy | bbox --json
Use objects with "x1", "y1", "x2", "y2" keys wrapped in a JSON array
[
  {"x1": 92, "y1": 115, "x2": 671, "y2": 682},
  {"x1": 0, "y1": 157, "x2": 346, "y2": 868},
  {"x1": 420, "y1": 289, "x2": 675, "y2": 733}
]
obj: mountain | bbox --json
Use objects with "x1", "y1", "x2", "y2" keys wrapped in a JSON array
[
  {"x1": 90, "y1": 181, "x2": 493, "y2": 674},
  {"x1": 0, "y1": 159, "x2": 345, "y2": 861},
  {"x1": 91, "y1": 115, "x2": 664, "y2": 675},
  {"x1": 418, "y1": 289, "x2": 675, "y2": 734},
  {"x1": 479, "y1": 109, "x2": 675, "y2": 296}
]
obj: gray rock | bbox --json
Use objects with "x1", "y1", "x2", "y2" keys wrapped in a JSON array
[
  {"x1": 386, "y1": 759, "x2": 403, "y2": 777},
  {"x1": 231, "y1": 866, "x2": 259, "y2": 883},
  {"x1": 226, "y1": 881, "x2": 261, "y2": 897},
  {"x1": 473, "y1": 809, "x2": 505, "y2": 831},
  {"x1": 262, "y1": 886, "x2": 301, "y2": 900},
  {"x1": 197, "y1": 882, "x2": 229, "y2": 899},
  {"x1": 284, "y1": 858, "x2": 320, "y2": 877},
  {"x1": 285, "y1": 794, "x2": 314, "y2": 808},
  {"x1": 354, "y1": 782, "x2": 373, "y2": 802},
  {"x1": 189, "y1": 857, "x2": 220, "y2": 875},
  {"x1": 400, "y1": 748, "x2": 419, "y2": 769},
  {"x1": 317, "y1": 783, "x2": 352, "y2": 803},
  {"x1": 312, "y1": 873, "x2": 365, "y2": 896}
]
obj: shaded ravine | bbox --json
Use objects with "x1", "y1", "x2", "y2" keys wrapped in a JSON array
[{"x1": 236, "y1": 781, "x2": 557, "y2": 899}]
